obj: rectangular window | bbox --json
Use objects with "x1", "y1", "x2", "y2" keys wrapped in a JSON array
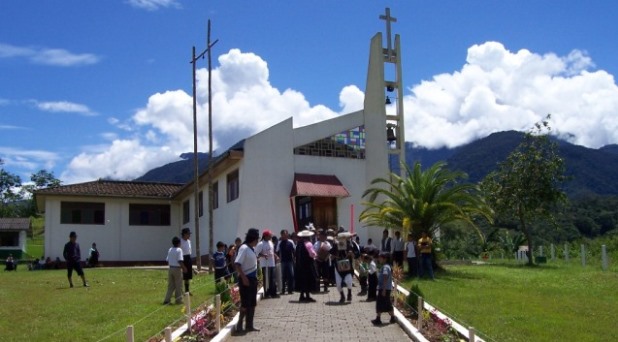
[
  {"x1": 0, "y1": 232, "x2": 20, "y2": 247},
  {"x1": 61, "y1": 202, "x2": 105, "y2": 225},
  {"x1": 227, "y1": 170, "x2": 239, "y2": 202},
  {"x1": 129, "y1": 204, "x2": 171, "y2": 226},
  {"x1": 182, "y1": 200, "x2": 190, "y2": 224},
  {"x1": 198, "y1": 191, "x2": 204, "y2": 217},
  {"x1": 212, "y1": 182, "x2": 219, "y2": 209}
]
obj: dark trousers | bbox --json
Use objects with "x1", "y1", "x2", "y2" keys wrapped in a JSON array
[
  {"x1": 367, "y1": 273, "x2": 378, "y2": 299},
  {"x1": 262, "y1": 266, "x2": 277, "y2": 296},
  {"x1": 316, "y1": 260, "x2": 330, "y2": 289},
  {"x1": 359, "y1": 275, "x2": 368, "y2": 291},
  {"x1": 420, "y1": 253, "x2": 434, "y2": 279},
  {"x1": 281, "y1": 261, "x2": 295, "y2": 293},
  {"x1": 393, "y1": 251, "x2": 404, "y2": 267},
  {"x1": 407, "y1": 257, "x2": 418, "y2": 278}
]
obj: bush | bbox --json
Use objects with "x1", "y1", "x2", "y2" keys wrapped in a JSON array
[{"x1": 406, "y1": 283, "x2": 424, "y2": 309}]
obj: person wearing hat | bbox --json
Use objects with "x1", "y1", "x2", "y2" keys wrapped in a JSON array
[
  {"x1": 62, "y1": 231, "x2": 88, "y2": 288},
  {"x1": 331, "y1": 231, "x2": 357, "y2": 303},
  {"x1": 180, "y1": 228, "x2": 193, "y2": 295},
  {"x1": 234, "y1": 228, "x2": 261, "y2": 334},
  {"x1": 294, "y1": 229, "x2": 318, "y2": 302},
  {"x1": 255, "y1": 229, "x2": 279, "y2": 298},
  {"x1": 313, "y1": 230, "x2": 332, "y2": 293}
]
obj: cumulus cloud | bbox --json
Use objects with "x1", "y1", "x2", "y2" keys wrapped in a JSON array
[
  {"x1": 0, "y1": 147, "x2": 59, "y2": 175},
  {"x1": 33, "y1": 100, "x2": 97, "y2": 116},
  {"x1": 405, "y1": 41, "x2": 618, "y2": 149},
  {"x1": 0, "y1": 43, "x2": 99, "y2": 66},
  {"x1": 126, "y1": 0, "x2": 181, "y2": 11},
  {"x1": 60, "y1": 42, "x2": 618, "y2": 183}
]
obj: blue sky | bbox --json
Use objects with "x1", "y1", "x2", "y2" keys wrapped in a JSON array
[{"x1": 1, "y1": 0, "x2": 618, "y2": 185}]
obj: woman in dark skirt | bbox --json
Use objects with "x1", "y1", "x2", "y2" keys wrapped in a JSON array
[
  {"x1": 294, "y1": 229, "x2": 318, "y2": 302},
  {"x1": 372, "y1": 252, "x2": 396, "y2": 325}
]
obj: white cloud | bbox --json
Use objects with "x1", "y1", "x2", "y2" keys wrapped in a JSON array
[
  {"x1": 34, "y1": 101, "x2": 97, "y2": 116},
  {"x1": 126, "y1": 0, "x2": 181, "y2": 11},
  {"x1": 0, "y1": 147, "x2": 59, "y2": 177},
  {"x1": 0, "y1": 43, "x2": 99, "y2": 66},
  {"x1": 404, "y1": 41, "x2": 618, "y2": 149},
  {"x1": 60, "y1": 43, "x2": 618, "y2": 183}
]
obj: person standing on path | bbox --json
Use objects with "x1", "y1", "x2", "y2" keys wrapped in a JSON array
[
  {"x1": 392, "y1": 231, "x2": 405, "y2": 267},
  {"x1": 418, "y1": 231, "x2": 434, "y2": 280},
  {"x1": 404, "y1": 233, "x2": 418, "y2": 278},
  {"x1": 372, "y1": 252, "x2": 396, "y2": 325},
  {"x1": 331, "y1": 232, "x2": 357, "y2": 303},
  {"x1": 180, "y1": 228, "x2": 193, "y2": 295},
  {"x1": 294, "y1": 229, "x2": 318, "y2": 302},
  {"x1": 381, "y1": 229, "x2": 392, "y2": 253},
  {"x1": 276, "y1": 229, "x2": 296, "y2": 294},
  {"x1": 164, "y1": 236, "x2": 187, "y2": 304},
  {"x1": 63, "y1": 231, "x2": 88, "y2": 288},
  {"x1": 313, "y1": 230, "x2": 332, "y2": 292},
  {"x1": 234, "y1": 228, "x2": 261, "y2": 335},
  {"x1": 255, "y1": 229, "x2": 278, "y2": 298}
]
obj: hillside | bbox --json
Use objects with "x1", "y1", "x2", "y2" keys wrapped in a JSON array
[{"x1": 135, "y1": 132, "x2": 618, "y2": 196}]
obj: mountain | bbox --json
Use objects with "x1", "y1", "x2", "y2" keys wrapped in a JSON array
[{"x1": 135, "y1": 132, "x2": 618, "y2": 196}]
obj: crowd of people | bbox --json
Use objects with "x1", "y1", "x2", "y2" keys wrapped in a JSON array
[{"x1": 191, "y1": 225, "x2": 437, "y2": 334}]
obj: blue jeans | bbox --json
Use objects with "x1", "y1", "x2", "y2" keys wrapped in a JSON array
[
  {"x1": 280, "y1": 261, "x2": 295, "y2": 293},
  {"x1": 420, "y1": 254, "x2": 434, "y2": 279}
]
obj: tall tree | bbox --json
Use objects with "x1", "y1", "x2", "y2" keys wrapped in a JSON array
[
  {"x1": 20, "y1": 169, "x2": 62, "y2": 217},
  {"x1": 0, "y1": 159, "x2": 22, "y2": 217},
  {"x1": 360, "y1": 161, "x2": 493, "y2": 239},
  {"x1": 481, "y1": 115, "x2": 567, "y2": 265}
]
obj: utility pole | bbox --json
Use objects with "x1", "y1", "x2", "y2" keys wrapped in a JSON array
[
  {"x1": 207, "y1": 20, "x2": 215, "y2": 273},
  {"x1": 190, "y1": 20, "x2": 218, "y2": 271}
]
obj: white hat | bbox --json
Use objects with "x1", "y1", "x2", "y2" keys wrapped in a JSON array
[
  {"x1": 298, "y1": 230, "x2": 315, "y2": 238},
  {"x1": 337, "y1": 232, "x2": 353, "y2": 239}
]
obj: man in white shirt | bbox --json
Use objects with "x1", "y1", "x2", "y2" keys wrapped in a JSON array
[
  {"x1": 234, "y1": 228, "x2": 261, "y2": 334},
  {"x1": 313, "y1": 230, "x2": 332, "y2": 292},
  {"x1": 392, "y1": 231, "x2": 405, "y2": 267},
  {"x1": 404, "y1": 233, "x2": 418, "y2": 278},
  {"x1": 180, "y1": 228, "x2": 193, "y2": 295},
  {"x1": 164, "y1": 236, "x2": 187, "y2": 305},
  {"x1": 255, "y1": 229, "x2": 279, "y2": 298}
]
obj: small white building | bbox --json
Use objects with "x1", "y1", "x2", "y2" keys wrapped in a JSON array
[
  {"x1": 36, "y1": 15, "x2": 407, "y2": 263},
  {"x1": 0, "y1": 218, "x2": 30, "y2": 260}
]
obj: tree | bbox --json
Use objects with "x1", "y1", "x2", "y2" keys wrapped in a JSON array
[
  {"x1": 0, "y1": 159, "x2": 22, "y2": 217},
  {"x1": 20, "y1": 169, "x2": 62, "y2": 217},
  {"x1": 481, "y1": 115, "x2": 567, "y2": 265},
  {"x1": 360, "y1": 161, "x2": 493, "y2": 239}
]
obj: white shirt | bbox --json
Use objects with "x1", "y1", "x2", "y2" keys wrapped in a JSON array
[
  {"x1": 254, "y1": 240, "x2": 275, "y2": 268},
  {"x1": 181, "y1": 238, "x2": 192, "y2": 256},
  {"x1": 368, "y1": 260, "x2": 377, "y2": 275},
  {"x1": 405, "y1": 241, "x2": 416, "y2": 258},
  {"x1": 393, "y1": 237, "x2": 405, "y2": 252},
  {"x1": 166, "y1": 247, "x2": 183, "y2": 267},
  {"x1": 235, "y1": 244, "x2": 258, "y2": 275}
]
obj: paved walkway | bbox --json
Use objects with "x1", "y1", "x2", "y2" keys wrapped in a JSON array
[{"x1": 226, "y1": 284, "x2": 411, "y2": 342}]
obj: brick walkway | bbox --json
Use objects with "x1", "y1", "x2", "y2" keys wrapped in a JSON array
[{"x1": 226, "y1": 285, "x2": 411, "y2": 341}]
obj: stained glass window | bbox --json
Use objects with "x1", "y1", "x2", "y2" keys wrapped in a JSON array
[{"x1": 294, "y1": 125, "x2": 366, "y2": 159}]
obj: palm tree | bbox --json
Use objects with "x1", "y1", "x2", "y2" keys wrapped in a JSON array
[{"x1": 360, "y1": 161, "x2": 493, "y2": 239}]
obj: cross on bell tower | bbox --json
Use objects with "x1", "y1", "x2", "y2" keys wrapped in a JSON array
[{"x1": 380, "y1": 7, "x2": 397, "y2": 62}]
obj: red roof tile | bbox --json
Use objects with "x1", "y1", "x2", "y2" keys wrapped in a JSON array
[
  {"x1": 290, "y1": 173, "x2": 350, "y2": 198},
  {"x1": 0, "y1": 218, "x2": 31, "y2": 231}
]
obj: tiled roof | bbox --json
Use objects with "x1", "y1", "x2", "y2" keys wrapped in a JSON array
[
  {"x1": 290, "y1": 173, "x2": 350, "y2": 198},
  {"x1": 0, "y1": 218, "x2": 31, "y2": 231},
  {"x1": 35, "y1": 179, "x2": 184, "y2": 199}
]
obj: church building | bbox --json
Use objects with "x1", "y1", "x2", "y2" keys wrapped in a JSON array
[{"x1": 35, "y1": 10, "x2": 406, "y2": 263}]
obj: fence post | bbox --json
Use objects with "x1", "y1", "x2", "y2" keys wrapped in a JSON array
[
  {"x1": 551, "y1": 244, "x2": 555, "y2": 261},
  {"x1": 164, "y1": 327, "x2": 172, "y2": 342},
  {"x1": 581, "y1": 244, "x2": 586, "y2": 267},
  {"x1": 216, "y1": 294, "x2": 221, "y2": 332},
  {"x1": 602, "y1": 245, "x2": 608, "y2": 271},
  {"x1": 276, "y1": 262, "x2": 282, "y2": 293},
  {"x1": 468, "y1": 326, "x2": 476, "y2": 342},
  {"x1": 417, "y1": 296, "x2": 424, "y2": 330},
  {"x1": 185, "y1": 292, "x2": 191, "y2": 333},
  {"x1": 264, "y1": 267, "x2": 269, "y2": 293},
  {"x1": 539, "y1": 245, "x2": 544, "y2": 257},
  {"x1": 126, "y1": 325, "x2": 134, "y2": 342},
  {"x1": 564, "y1": 243, "x2": 569, "y2": 262}
]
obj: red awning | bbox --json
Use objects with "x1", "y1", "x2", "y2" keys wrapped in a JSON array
[{"x1": 290, "y1": 173, "x2": 350, "y2": 198}]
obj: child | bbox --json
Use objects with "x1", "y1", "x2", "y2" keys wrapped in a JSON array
[
  {"x1": 357, "y1": 253, "x2": 369, "y2": 296},
  {"x1": 366, "y1": 254, "x2": 378, "y2": 301},
  {"x1": 213, "y1": 241, "x2": 229, "y2": 283},
  {"x1": 371, "y1": 252, "x2": 396, "y2": 325},
  {"x1": 164, "y1": 236, "x2": 187, "y2": 305}
]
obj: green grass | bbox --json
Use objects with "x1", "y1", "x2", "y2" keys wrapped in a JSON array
[
  {"x1": 0, "y1": 268, "x2": 216, "y2": 342},
  {"x1": 403, "y1": 261, "x2": 618, "y2": 342}
]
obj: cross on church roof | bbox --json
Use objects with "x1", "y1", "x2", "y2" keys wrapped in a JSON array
[{"x1": 380, "y1": 7, "x2": 397, "y2": 61}]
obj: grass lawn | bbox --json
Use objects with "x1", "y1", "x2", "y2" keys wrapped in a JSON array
[
  {"x1": 402, "y1": 261, "x2": 618, "y2": 342},
  {"x1": 0, "y1": 268, "x2": 216, "y2": 342}
]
